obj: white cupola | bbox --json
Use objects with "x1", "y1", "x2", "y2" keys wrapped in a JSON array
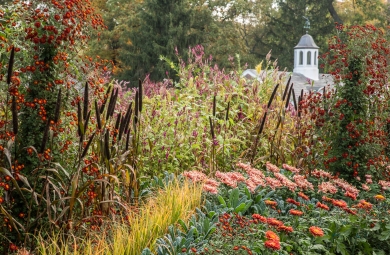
[{"x1": 293, "y1": 33, "x2": 319, "y2": 81}]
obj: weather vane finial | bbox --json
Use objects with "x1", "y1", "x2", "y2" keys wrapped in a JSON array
[{"x1": 303, "y1": 16, "x2": 310, "y2": 34}]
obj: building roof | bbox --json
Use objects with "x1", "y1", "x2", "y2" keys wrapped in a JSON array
[
  {"x1": 294, "y1": 33, "x2": 319, "y2": 49},
  {"x1": 242, "y1": 69, "x2": 334, "y2": 100}
]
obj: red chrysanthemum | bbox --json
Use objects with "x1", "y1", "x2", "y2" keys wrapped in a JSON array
[{"x1": 264, "y1": 240, "x2": 281, "y2": 250}]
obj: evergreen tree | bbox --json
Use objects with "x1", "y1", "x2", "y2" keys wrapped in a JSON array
[
  {"x1": 252, "y1": 0, "x2": 335, "y2": 71},
  {"x1": 120, "y1": 0, "x2": 215, "y2": 83},
  {"x1": 88, "y1": 0, "x2": 136, "y2": 75}
]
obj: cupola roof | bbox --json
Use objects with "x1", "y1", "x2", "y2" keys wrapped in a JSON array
[{"x1": 294, "y1": 33, "x2": 319, "y2": 49}]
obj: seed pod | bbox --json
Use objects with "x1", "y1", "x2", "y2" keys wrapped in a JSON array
[
  {"x1": 77, "y1": 101, "x2": 82, "y2": 137},
  {"x1": 99, "y1": 86, "x2": 112, "y2": 114},
  {"x1": 106, "y1": 88, "x2": 118, "y2": 120},
  {"x1": 125, "y1": 131, "x2": 130, "y2": 151},
  {"x1": 11, "y1": 96, "x2": 18, "y2": 135},
  {"x1": 257, "y1": 112, "x2": 268, "y2": 136},
  {"x1": 124, "y1": 103, "x2": 133, "y2": 134},
  {"x1": 40, "y1": 120, "x2": 50, "y2": 153},
  {"x1": 83, "y1": 82, "x2": 89, "y2": 120},
  {"x1": 7, "y1": 46, "x2": 15, "y2": 85},
  {"x1": 95, "y1": 100, "x2": 102, "y2": 129},
  {"x1": 84, "y1": 110, "x2": 91, "y2": 135},
  {"x1": 81, "y1": 133, "x2": 95, "y2": 158},
  {"x1": 54, "y1": 88, "x2": 62, "y2": 123},
  {"x1": 120, "y1": 102, "x2": 133, "y2": 140},
  {"x1": 104, "y1": 131, "x2": 110, "y2": 160},
  {"x1": 267, "y1": 84, "x2": 279, "y2": 109},
  {"x1": 282, "y1": 76, "x2": 291, "y2": 101},
  {"x1": 209, "y1": 116, "x2": 215, "y2": 139},
  {"x1": 285, "y1": 84, "x2": 294, "y2": 109},
  {"x1": 292, "y1": 88, "x2": 297, "y2": 112},
  {"x1": 298, "y1": 96, "x2": 302, "y2": 118},
  {"x1": 138, "y1": 79, "x2": 143, "y2": 112},
  {"x1": 133, "y1": 91, "x2": 139, "y2": 129},
  {"x1": 225, "y1": 102, "x2": 230, "y2": 121},
  {"x1": 112, "y1": 112, "x2": 121, "y2": 145},
  {"x1": 212, "y1": 95, "x2": 216, "y2": 117}
]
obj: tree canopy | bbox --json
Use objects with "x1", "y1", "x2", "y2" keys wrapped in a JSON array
[{"x1": 88, "y1": 0, "x2": 390, "y2": 83}]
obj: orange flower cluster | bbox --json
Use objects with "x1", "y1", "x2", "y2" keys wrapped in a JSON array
[
  {"x1": 316, "y1": 202, "x2": 330, "y2": 211},
  {"x1": 289, "y1": 209, "x2": 304, "y2": 216},
  {"x1": 309, "y1": 226, "x2": 324, "y2": 237},
  {"x1": 286, "y1": 198, "x2": 300, "y2": 206},
  {"x1": 264, "y1": 230, "x2": 280, "y2": 251},
  {"x1": 374, "y1": 194, "x2": 385, "y2": 201},
  {"x1": 354, "y1": 199, "x2": 372, "y2": 210},
  {"x1": 264, "y1": 230, "x2": 281, "y2": 250}
]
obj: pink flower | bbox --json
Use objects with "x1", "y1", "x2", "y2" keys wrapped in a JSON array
[
  {"x1": 215, "y1": 171, "x2": 237, "y2": 188},
  {"x1": 318, "y1": 182, "x2": 338, "y2": 194},
  {"x1": 293, "y1": 174, "x2": 314, "y2": 190},
  {"x1": 311, "y1": 169, "x2": 333, "y2": 179},
  {"x1": 282, "y1": 164, "x2": 300, "y2": 174},
  {"x1": 379, "y1": 180, "x2": 390, "y2": 190},
  {"x1": 265, "y1": 177, "x2": 283, "y2": 190},
  {"x1": 183, "y1": 170, "x2": 207, "y2": 182},
  {"x1": 333, "y1": 178, "x2": 359, "y2": 197},
  {"x1": 226, "y1": 172, "x2": 246, "y2": 182},
  {"x1": 266, "y1": 162, "x2": 280, "y2": 173},
  {"x1": 245, "y1": 179, "x2": 259, "y2": 193},
  {"x1": 274, "y1": 173, "x2": 297, "y2": 191},
  {"x1": 205, "y1": 178, "x2": 219, "y2": 187},
  {"x1": 203, "y1": 184, "x2": 218, "y2": 194}
]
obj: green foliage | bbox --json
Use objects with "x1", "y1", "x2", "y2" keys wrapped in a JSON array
[
  {"x1": 159, "y1": 163, "x2": 390, "y2": 254},
  {"x1": 119, "y1": 0, "x2": 215, "y2": 83},
  {"x1": 299, "y1": 24, "x2": 390, "y2": 182}
]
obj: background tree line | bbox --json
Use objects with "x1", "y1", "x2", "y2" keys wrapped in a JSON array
[{"x1": 8, "y1": 0, "x2": 384, "y2": 85}]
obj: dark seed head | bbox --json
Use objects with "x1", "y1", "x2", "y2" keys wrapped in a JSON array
[{"x1": 7, "y1": 47, "x2": 15, "y2": 85}]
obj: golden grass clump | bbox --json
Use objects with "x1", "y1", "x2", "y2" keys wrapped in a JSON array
[{"x1": 36, "y1": 178, "x2": 202, "y2": 255}]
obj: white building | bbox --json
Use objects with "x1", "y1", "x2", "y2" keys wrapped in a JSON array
[
  {"x1": 242, "y1": 32, "x2": 334, "y2": 98},
  {"x1": 293, "y1": 33, "x2": 319, "y2": 81}
]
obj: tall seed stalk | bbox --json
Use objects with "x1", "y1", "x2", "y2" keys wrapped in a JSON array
[
  {"x1": 250, "y1": 84, "x2": 279, "y2": 164},
  {"x1": 222, "y1": 101, "x2": 230, "y2": 168}
]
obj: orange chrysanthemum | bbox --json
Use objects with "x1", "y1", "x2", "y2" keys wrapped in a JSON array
[
  {"x1": 265, "y1": 230, "x2": 280, "y2": 241},
  {"x1": 355, "y1": 199, "x2": 372, "y2": 210},
  {"x1": 264, "y1": 240, "x2": 281, "y2": 250},
  {"x1": 267, "y1": 218, "x2": 284, "y2": 227},
  {"x1": 278, "y1": 225, "x2": 294, "y2": 233},
  {"x1": 374, "y1": 194, "x2": 385, "y2": 201},
  {"x1": 289, "y1": 209, "x2": 304, "y2": 216},
  {"x1": 298, "y1": 192, "x2": 309, "y2": 201},
  {"x1": 265, "y1": 200, "x2": 278, "y2": 206},
  {"x1": 332, "y1": 199, "x2": 347, "y2": 208},
  {"x1": 316, "y1": 202, "x2": 330, "y2": 210},
  {"x1": 286, "y1": 198, "x2": 300, "y2": 206},
  {"x1": 252, "y1": 214, "x2": 267, "y2": 223},
  {"x1": 309, "y1": 226, "x2": 324, "y2": 237}
]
